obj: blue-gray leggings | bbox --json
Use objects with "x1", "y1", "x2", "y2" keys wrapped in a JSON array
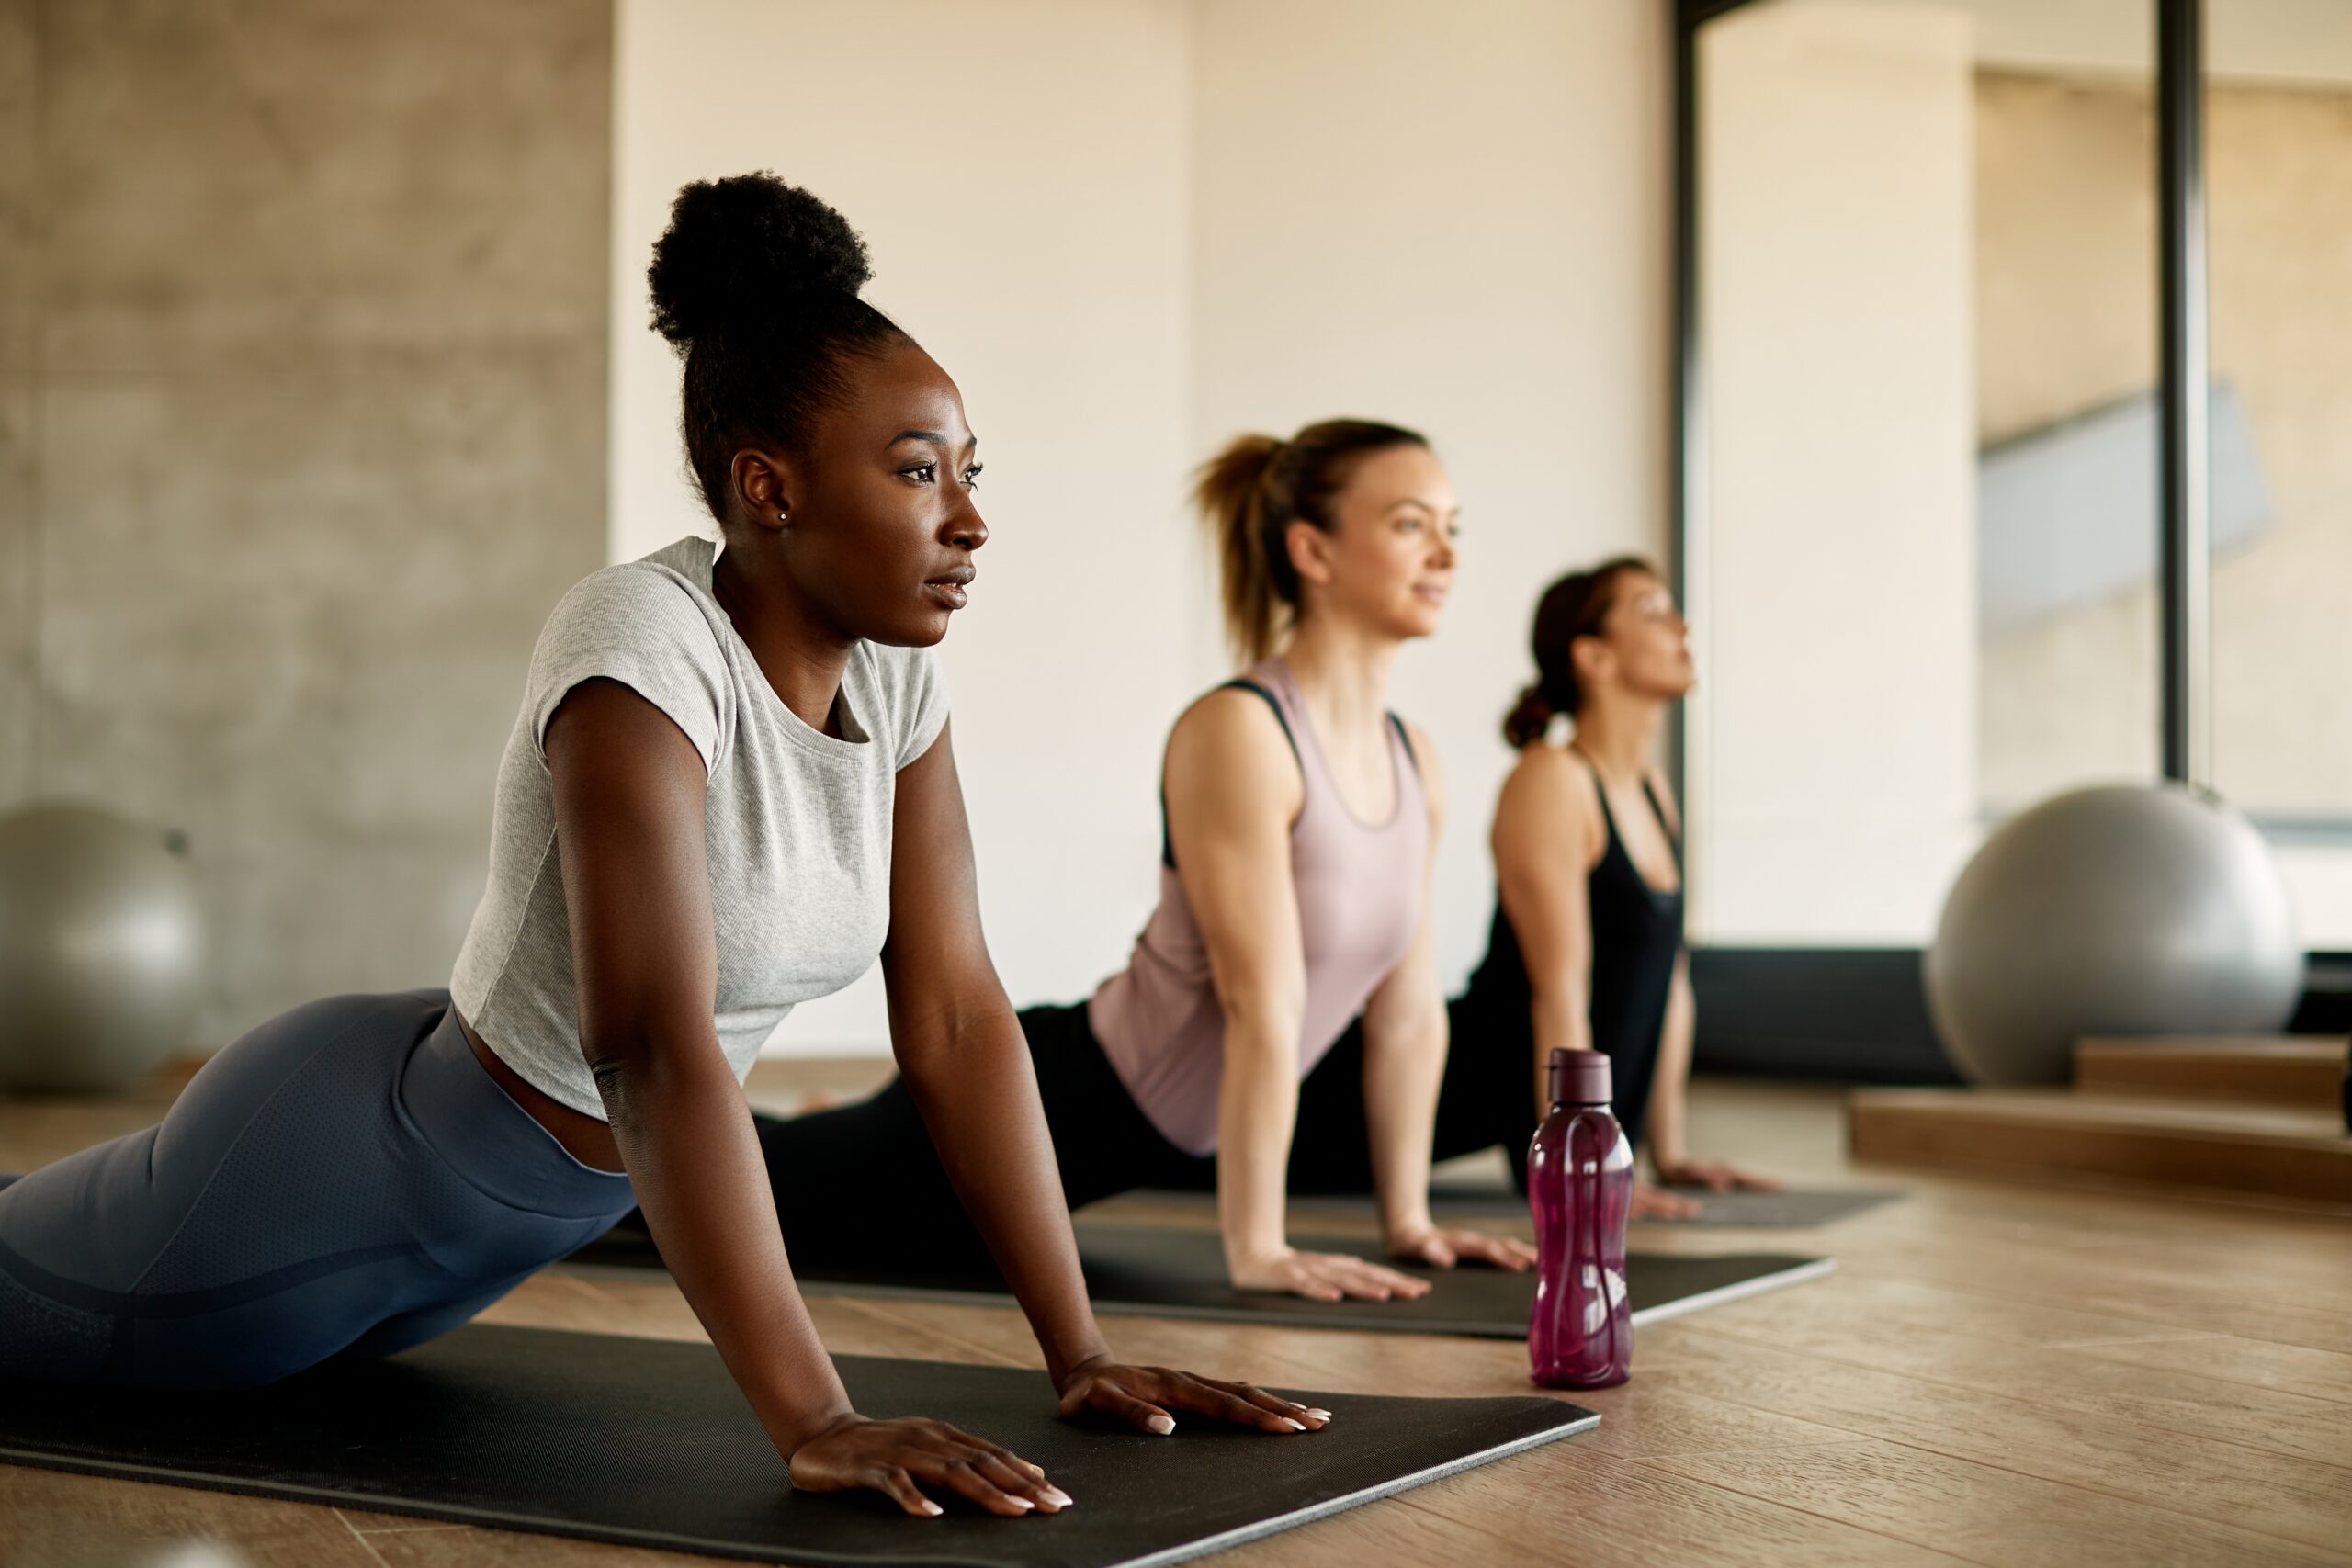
[{"x1": 0, "y1": 989, "x2": 635, "y2": 1390}]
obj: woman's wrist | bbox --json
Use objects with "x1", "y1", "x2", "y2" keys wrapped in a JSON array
[
  {"x1": 1042, "y1": 1329, "x2": 1117, "y2": 1390},
  {"x1": 1222, "y1": 1229, "x2": 1290, "y2": 1271},
  {"x1": 769, "y1": 1402, "x2": 864, "y2": 1462}
]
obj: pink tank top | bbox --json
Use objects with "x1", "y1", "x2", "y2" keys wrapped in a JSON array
[{"x1": 1089, "y1": 659, "x2": 1431, "y2": 1156}]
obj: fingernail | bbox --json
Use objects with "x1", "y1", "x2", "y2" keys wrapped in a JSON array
[
  {"x1": 1281, "y1": 1417, "x2": 1306, "y2": 1431},
  {"x1": 1008, "y1": 1497, "x2": 1034, "y2": 1511},
  {"x1": 1027, "y1": 1463, "x2": 1047, "y2": 1477},
  {"x1": 1306, "y1": 1408, "x2": 1332, "y2": 1420},
  {"x1": 1045, "y1": 1487, "x2": 1075, "y2": 1506},
  {"x1": 922, "y1": 1501, "x2": 944, "y2": 1517},
  {"x1": 1148, "y1": 1415, "x2": 1176, "y2": 1435}
]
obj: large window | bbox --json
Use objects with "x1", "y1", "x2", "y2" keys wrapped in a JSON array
[
  {"x1": 2207, "y1": 9, "x2": 2352, "y2": 941},
  {"x1": 1689, "y1": 0, "x2": 2157, "y2": 945},
  {"x1": 1684, "y1": 0, "x2": 2351, "y2": 953}
]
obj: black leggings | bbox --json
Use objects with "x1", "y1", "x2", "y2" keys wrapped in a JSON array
[
  {"x1": 750, "y1": 1003, "x2": 1210, "y2": 1270},
  {"x1": 744, "y1": 998, "x2": 1538, "y2": 1271},
  {"x1": 1148, "y1": 995, "x2": 1536, "y2": 1199}
]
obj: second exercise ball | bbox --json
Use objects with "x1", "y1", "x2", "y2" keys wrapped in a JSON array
[
  {"x1": 1925, "y1": 784, "x2": 2302, "y2": 1086},
  {"x1": 0, "y1": 801, "x2": 203, "y2": 1093}
]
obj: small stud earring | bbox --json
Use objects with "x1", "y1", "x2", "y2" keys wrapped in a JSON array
[{"x1": 777, "y1": 510, "x2": 788, "y2": 523}]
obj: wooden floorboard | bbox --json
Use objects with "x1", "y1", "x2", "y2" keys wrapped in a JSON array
[{"x1": 3, "y1": 1075, "x2": 2348, "y2": 1565}]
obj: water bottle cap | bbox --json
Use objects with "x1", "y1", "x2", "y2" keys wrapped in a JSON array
[{"x1": 1548, "y1": 1047, "x2": 1612, "y2": 1106}]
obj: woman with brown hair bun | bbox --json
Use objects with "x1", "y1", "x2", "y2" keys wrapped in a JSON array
[
  {"x1": 748, "y1": 418, "x2": 1533, "y2": 1300},
  {"x1": 1284, "y1": 560, "x2": 1779, "y2": 1216},
  {"x1": 1471, "y1": 559, "x2": 1777, "y2": 1212}
]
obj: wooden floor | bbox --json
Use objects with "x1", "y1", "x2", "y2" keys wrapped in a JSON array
[{"x1": 5, "y1": 1066, "x2": 2351, "y2": 1568}]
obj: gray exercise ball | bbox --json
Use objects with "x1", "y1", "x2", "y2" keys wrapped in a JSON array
[
  {"x1": 1926, "y1": 784, "x2": 2303, "y2": 1086},
  {"x1": 0, "y1": 801, "x2": 203, "y2": 1093}
]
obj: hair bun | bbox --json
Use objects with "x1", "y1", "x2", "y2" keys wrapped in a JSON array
[
  {"x1": 1502, "y1": 682, "x2": 1555, "y2": 749},
  {"x1": 647, "y1": 172, "x2": 873, "y2": 351}
]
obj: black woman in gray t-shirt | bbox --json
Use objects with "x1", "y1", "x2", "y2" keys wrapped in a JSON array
[{"x1": 0, "y1": 173, "x2": 1320, "y2": 1519}]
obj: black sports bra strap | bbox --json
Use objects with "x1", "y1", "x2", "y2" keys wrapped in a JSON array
[
  {"x1": 1221, "y1": 679, "x2": 1302, "y2": 768},
  {"x1": 1386, "y1": 711, "x2": 1420, "y2": 778},
  {"x1": 1161, "y1": 679, "x2": 1306, "y2": 870},
  {"x1": 1567, "y1": 745, "x2": 1622, "y2": 840},
  {"x1": 1640, "y1": 777, "x2": 1682, "y2": 860},
  {"x1": 1572, "y1": 745, "x2": 1679, "y2": 863}
]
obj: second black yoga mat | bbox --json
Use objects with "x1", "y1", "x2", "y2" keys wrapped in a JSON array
[
  {"x1": 568, "y1": 1223, "x2": 1832, "y2": 1338},
  {"x1": 1272, "y1": 1183, "x2": 1904, "y2": 1227},
  {"x1": 0, "y1": 1324, "x2": 1597, "y2": 1568}
]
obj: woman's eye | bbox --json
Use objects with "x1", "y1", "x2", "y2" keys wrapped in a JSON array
[
  {"x1": 962, "y1": 464, "x2": 983, "y2": 489},
  {"x1": 902, "y1": 463, "x2": 937, "y2": 484}
]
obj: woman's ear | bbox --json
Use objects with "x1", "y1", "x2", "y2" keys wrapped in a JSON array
[
  {"x1": 1285, "y1": 518, "x2": 1337, "y2": 589},
  {"x1": 1572, "y1": 633, "x2": 1615, "y2": 691},
  {"x1": 729, "y1": 446, "x2": 801, "y2": 535}
]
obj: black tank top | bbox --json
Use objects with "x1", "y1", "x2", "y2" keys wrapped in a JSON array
[{"x1": 1460, "y1": 754, "x2": 1684, "y2": 1150}]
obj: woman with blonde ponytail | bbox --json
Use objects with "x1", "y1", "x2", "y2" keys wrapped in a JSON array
[{"x1": 748, "y1": 417, "x2": 1532, "y2": 1301}]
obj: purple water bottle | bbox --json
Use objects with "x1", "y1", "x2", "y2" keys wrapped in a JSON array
[{"x1": 1528, "y1": 1047, "x2": 1633, "y2": 1389}]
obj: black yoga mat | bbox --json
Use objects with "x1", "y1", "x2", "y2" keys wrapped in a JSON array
[
  {"x1": 1271, "y1": 1183, "x2": 1904, "y2": 1227},
  {"x1": 567, "y1": 1224, "x2": 1832, "y2": 1339},
  {"x1": 0, "y1": 1324, "x2": 1597, "y2": 1568}
]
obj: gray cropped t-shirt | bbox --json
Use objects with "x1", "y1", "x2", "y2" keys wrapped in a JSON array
[{"x1": 450, "y1": 535, "x2": 948, "y2": 1119}]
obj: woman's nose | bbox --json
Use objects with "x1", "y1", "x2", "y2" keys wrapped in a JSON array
[{"x1": 946, "y1": 498, "x2": 988, "y2": 553}]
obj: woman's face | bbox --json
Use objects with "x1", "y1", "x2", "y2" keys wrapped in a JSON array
[
  {"x1": 1591, "y1": 571, "x2": 1695, "y2": 698},
  {"x1": 770, "y1": 340, "x2": 988, "y2": 649},
  {"x1": 1295, "y1": 443, "x2": 1460, "y2": 643}
]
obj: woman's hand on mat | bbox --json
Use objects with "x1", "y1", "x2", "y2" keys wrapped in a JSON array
[
  {"x1": 1652, "y1": 1155, "x2": 1783, "y2": 1194},
  {"x1": 1385, "y1": 1224, "x2": 1538, "y2": 1272},
  {"x1": 1631, "y1": 1183, "x2": 1702, "y2": 1220},
  {"x1": 786, "y1": 1412, "x2": 1072, "y2": 1518},
  {"x1": 1227, "y1": 1245, "x2": 1432, "y2": 1303},
  {"x1": 1054, "y1": 1355, "x2": 1331, "y2": 1436}
]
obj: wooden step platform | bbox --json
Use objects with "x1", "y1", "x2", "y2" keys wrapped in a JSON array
[
  {"x1": 2074, "y1": 1035, "x2": 2346, "y2": 1110},
  {"x1": 1848, "y1": 1089, "x2": 2352, "y2": 1205}
]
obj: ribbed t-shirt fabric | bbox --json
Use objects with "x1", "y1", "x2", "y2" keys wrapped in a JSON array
[{"x1": 450, "y1": 536, "x2": 947, "y2": 1120}]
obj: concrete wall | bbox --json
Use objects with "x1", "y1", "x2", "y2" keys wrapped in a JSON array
[
  {"x1": 611, "y1": 0, "x2": 1671, "y2": 1050},
  {"x1": 0, "y1": 0, "x2": 613, "y2": 1045}
]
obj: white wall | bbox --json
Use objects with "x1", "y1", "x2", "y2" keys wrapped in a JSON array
[
  {"x1": 612, "y1": 0, "x2": 1671, "y2": 1050},
  {"x1": 1694, "y1": 0, "x2": 1982, "y2": 943},
  {"x1": 612, "y1": 0, "x2": 1210, "y2": 1049},
  {"x1": 1190, "y1": 0, "x2": 1670, "y2": 989}
]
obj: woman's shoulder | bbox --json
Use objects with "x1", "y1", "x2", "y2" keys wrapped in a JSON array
[
  {"x1": 535, "y1": 550, "x2": 729, "y2": 671},
  {"x1": 847, "y1": 640, "x2": 949, "y2": 768},
  {"x1": 546, "y1": 545, "x2": 720, "y2": 641},
  {"x1": 1169, "y1": 680, "x2": 1297, "y2": 763},
  {"x1": 1163, "y1": 680, "x2": 1305, "y2": 818},
  {"x1": 1497, "y1": 742, "x2": 1602, "y2": 829}
]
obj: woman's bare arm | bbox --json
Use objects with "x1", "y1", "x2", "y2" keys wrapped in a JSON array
[
  {"x1": 1164, "y1": 692, "x2": 1426, "y2": 1303},
  {"x1": 547, "y1": 681, "x2": 870, "y2": 1470},
  {"x1": 882, "y1": 720, "x2": 1331, "y2": 1433},
  {"x1": 1491, "y1": 747, "x2": 1601, "y2": 1119},
  {"x1": 1357, "y1": 727, "x2": 1536, "y2": 1271}
]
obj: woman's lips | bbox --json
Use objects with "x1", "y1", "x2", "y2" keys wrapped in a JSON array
[{"x1": 925, "y1": 566, "x2": 974, "y2": 610}]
